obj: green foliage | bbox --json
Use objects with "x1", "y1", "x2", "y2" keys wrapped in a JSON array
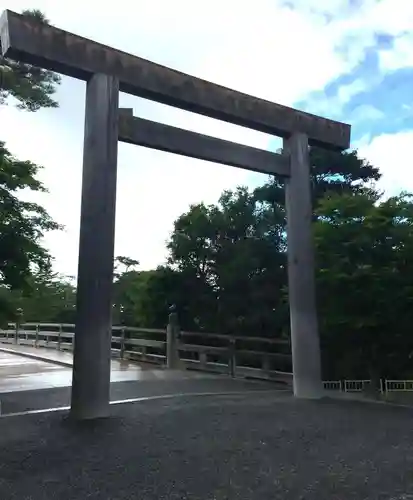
[
  {"x1": 115, "y1": 256, "x2": 139, "y2": 275},
  {"x1": 315, "y1": 192, "x2": 413, "y2": 379},
  {"x1": 0, "y1": 142, "x2": 62, "y2": 290},
  {"x1": 254, "y1": 147, "x2": 381, "y2": 215},
  {"x1": 167, "y1": 186, "x2": 287, "y2": 335},
  {"x1": 0, "y1": 8, "x2": 62, "y2": 320},
  {"x1": 10, "y1": 269, "x2": 76, "y2": 323},
  {"x1": 0, "y1": 9, "x2": 61, "y2": 111},
  {"x1": 113, "y1": 266, "x2": 190, "y2": 328}
]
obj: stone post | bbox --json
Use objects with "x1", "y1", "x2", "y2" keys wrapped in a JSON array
[
  {"x1": 35, "y1": 324, "x2": 39, "y2": 348},
  {"x1": 57, "y1": 324, "x2": 62, "y2": 351},
  {"x1": 15, "y1": 307, "x2": 23, "y2": 344},
  {"x1": 70, "y1": 73, "x2": 120, "y2": 420},
  {"x1": 120, "y1": 328, "x2": 126, "y2": 359},
  {"x1": 166, "y1": 305, "x2": 180, "y2": 369},
  {"x1": 284, "y1": 133, "x2": 323, "y2": 399},
  {"x1": 228, "y1": 337, "x2": 236, "y2": 378}
]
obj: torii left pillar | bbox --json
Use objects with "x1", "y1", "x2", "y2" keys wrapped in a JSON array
[{"x1": 70, "y1": 73, "x2": 120, "y2": 420}]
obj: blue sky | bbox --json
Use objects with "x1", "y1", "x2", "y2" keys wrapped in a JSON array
[
  {"x1": 2, "y1": 0, "x2": 413, "y2": 276},
  {"x1": 297, "y1": 43, "x2": 413, "y2": 142}
]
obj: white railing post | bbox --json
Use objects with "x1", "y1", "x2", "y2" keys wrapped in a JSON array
[{"x1": 323, "y1": 380, "x2": 342, "y2": 391}]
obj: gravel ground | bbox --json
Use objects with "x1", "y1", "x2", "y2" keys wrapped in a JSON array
[
  {"x1": 1, "y1": 393, "x2": 413, "y2": 499},
  {"x1": 0, "y1": 377, "x2": 282, "y2": 414}
]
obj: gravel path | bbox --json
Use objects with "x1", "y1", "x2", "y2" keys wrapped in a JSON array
[{"x1": 1, "y1": 393, "x2": 413, "y2": 499}]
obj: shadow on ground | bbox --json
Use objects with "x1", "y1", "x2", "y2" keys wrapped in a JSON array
[{"x1": 1, "y1": 392, "x2": 413, "y2": 499}]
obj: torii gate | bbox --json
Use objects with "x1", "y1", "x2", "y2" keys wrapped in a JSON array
[{"x1": 0, "y1": 10, "x2": 351, "y2": 420}]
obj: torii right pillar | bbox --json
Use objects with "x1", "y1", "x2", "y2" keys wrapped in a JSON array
[{"x1": 284, "y1": 133, "x2": 323, "y2": 399}]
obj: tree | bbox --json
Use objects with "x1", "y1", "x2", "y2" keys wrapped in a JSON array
[
  {"x1": 10, "y1": 269, "x2": 76, "y2": 323},
  {"x1": 314, "y1": 191, "x2": 413, "y2": 381},
  {"x1": 112, "y1": 265, "x2": 191, "y2": 329},
  {"x1": 0, "y1": 142, "x2": 62, "y2": 291},
  {"x1": 0, "y1": 9, "x2": 61, "y2": 111},
  {"x1": 114, "y1": 256, "x2": 139, "y2": 275},
  {"x1": 167, "y1": 186, "x2": 287, "y2": 336},
  {"x1": 163, "y1": 149, "x2": 390, "y2": 375},
  {"x1": 0, "y1": 8, "x2": 62, "y2": 323},
  {"x1": 254, "y1": 147, "x2": 381, "y2": 220}
]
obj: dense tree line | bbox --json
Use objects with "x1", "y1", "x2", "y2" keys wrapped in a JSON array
[{"x1": 2, "y1": 9, "x2": 413, "y2": 382}]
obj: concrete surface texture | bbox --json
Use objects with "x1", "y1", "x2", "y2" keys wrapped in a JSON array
[
  {"x1": 0, "y1": 347, "x2": 277, "y2": 415},
  {"x1": 0, "y1": 350, "x2": 72, "y2": 393},
  {"x1": 1, "y1": 393, "x2": 413, "y2": 499},
  {"x1": 0, "y1": 347, "x2": 218, "y2": 394}
]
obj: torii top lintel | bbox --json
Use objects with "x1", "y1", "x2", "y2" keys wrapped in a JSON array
[{"x1": 0, "y1": 9, "x2": 350, "y2": 150}]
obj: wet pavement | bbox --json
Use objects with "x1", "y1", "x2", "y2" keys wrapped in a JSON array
[
  {"x1": 0, "y1": 346, "x2": 220, "y2": 394},
  {"x1": 0, "y1": 350, "x2": 73, "y2": 393},
  {"x1": 0, "y1": 345, "x2": 281, "y2": 414}
]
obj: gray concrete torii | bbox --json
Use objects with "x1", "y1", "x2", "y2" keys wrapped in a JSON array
[{"x1": 0, "y1": 10, "x2": 351, "y2": 420}]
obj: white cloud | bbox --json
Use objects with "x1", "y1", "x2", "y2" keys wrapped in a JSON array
[
  {"x1": 2, "y1": 0, "x2": 413, "y2": 276},
  {"x1": 349, "y1": 104, "x2": 384, "y2": 123},
  {"x1": 379, "y1": 32, "x2": 413, "y2": 72},
  {"x1": 336, "y1": 79, "x2": 367, "y2": 104},
  {"x1": 359, "y1": 131, "x2": 413, "y2": 196},
  {"x1": 301, "y1": 78, "x2": 371, "y2": 119}
]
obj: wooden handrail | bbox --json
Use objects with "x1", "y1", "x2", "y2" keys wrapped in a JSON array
[{"x1": 0, "y1": 322, "x2": 293, "y2": 384}]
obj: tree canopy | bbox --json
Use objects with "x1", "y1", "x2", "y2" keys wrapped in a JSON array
[
  {"x1": 0, "y1": 9, "x2": 61, "y2": 111},
  {"x1": 0, "y1": 142, "x2": 61, "y2": 290},
  {"x1": 107, "y1": 147, "x2": 413, "y2": 380},
  {"x1": 0, "y1": 8, "x2": 62, "y2": 323}
]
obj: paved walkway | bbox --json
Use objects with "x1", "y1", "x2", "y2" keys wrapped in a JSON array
[
  {"x1": 0, "y1": 350, "x2": 72, "y2": 393},
  {"x1": 0, "y1": 344, "x2": 232, "y2": 389},
  {"x1": 0, "y1": 346, "x2": 278, "y2": 415},
  {"x1": 0, "y1": 345, "x2": 183, "y2": 393}
]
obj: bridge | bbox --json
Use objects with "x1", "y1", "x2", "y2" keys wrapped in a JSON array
[
  {"x1": 0, "y1": 321, "x2": 292, "y2": 414},
  {"x1": 0, "y1": 321, "x2": 293, "y2": 382}
]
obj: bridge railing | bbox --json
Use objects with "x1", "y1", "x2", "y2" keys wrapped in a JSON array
[
  {"x1": 0, "y1": 322, "x2": 293, "y2": 385},
  {"x1": 322, "y1": 379, "x2": 413, "y2": 394}
]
